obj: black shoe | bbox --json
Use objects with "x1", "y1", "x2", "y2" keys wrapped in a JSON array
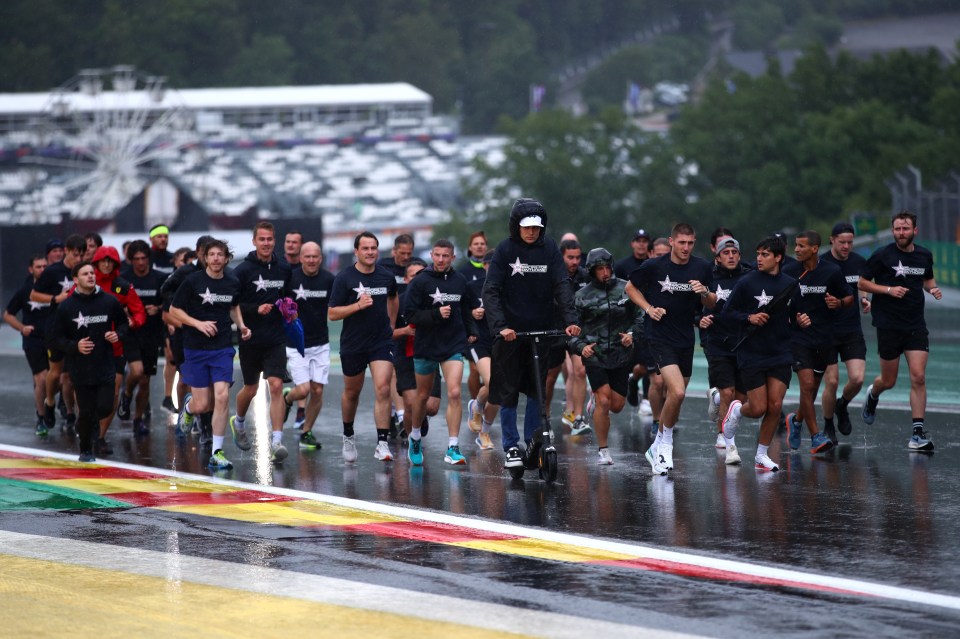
[
  {"x1": 504, "y1": 446, "x2": 524, "y2": 469},
  {"x1": 117, "y1": 393, "x2": 132, "y2": 420},
  {"x1": 835, "y1": 398, "x2": 852, "y2": 436},
  {"x1": 823, "y1": 421, "x2": 838, "y2": 445},
  {"x1": 420, "y1": 415, "x2": 430, "y2": 437},
  {"x1": 43, "y1": 402, "x2": 56, "y2": 429},
  {"x1": 78, "y1": 451, "x2": 96, "y2": 463},
  {"x1": 133, "y1": 418, "x2": 150, "y2": 436},
  {"x1": 162, "y1": 396, "x2": 177, "y2": 414},
  {"x1": 95, "y1": 438, "x2": 113, "y2": 456},
  {"x1": 627, "y1": 375, "x2": 640, "y2": 407}
]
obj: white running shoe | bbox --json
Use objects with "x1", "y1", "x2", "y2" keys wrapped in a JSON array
[
  {"x1": 707, "y1": 387, "x2": 720, "y2": 421},
  {"x1": 658, "y1": 442, "x2": 674, "y2": 471},
  {"x1": 597, "y1": 448, "x2": 614, "y2": 465},
  {"x1": 644, "y1": 445, "x2": 666, "y2": 475},
  {"x1": 715, "y1": 432, "x2": 726, "y2": 449},
  {"x1": 639, "y1": 399, "x2": 653, "y2": 417},
  {"x1": 755, "y1": 453, "x2": 780, "y2": 472},
  {"x1": 467, "y1": 399, "x2": 482, "y2": 433},
  {"x1": 341, "y1": 435, "x2": 358, "y2": 463},
  {"x1": 270, "y1": 440, "x2": 288, "y2": 463},
  {"x1": 725, "y1": 443, "x2": 741, "y2": 465},
  {"x1": 722, "y1": 399, "x2": 742, "y2": 440},
  {"x1": 374, "y1": 440, "x2": 394, "y2": 461}
]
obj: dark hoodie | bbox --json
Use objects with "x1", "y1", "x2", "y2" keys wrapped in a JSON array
[
  {"x1": 233, "y1": 249, "x2": 292, "y2": 347},
  {"x1": 51, "y1": 284, "x2": 129, "y2": 385},
  {"x1": 700, "y1": 260, "x2": 752, "y2": 357},
  {"x1": 403, "y1": 264, "x2": 478, "y2": 361},
  {"x1": 482, "y1": 199, "x2": 577, "y2": 335}
]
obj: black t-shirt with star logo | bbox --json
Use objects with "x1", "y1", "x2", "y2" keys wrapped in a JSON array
[
  {"x1": 629, "y1": 253, "x2": 713, "y2": 349},
  {"x1": 171, "y1": 270, "x2": 241, "y2": 351},
  {"x1": 234, "y1": 252, "x2": 292, "y2": 347},
  {"x1": 289, "y1": 267, "x2": 335, "y2": 348},
  {"x1": 721, "y1": 269, "x2": 797, "y2": 370},
  {"x1": 6, "y1": 277, "x2": 52, "y2": 349},
  {"x1": 820, "y1": 250, "x2": 867, "y2": 336},
  {"x1": 329, "y1": 264, "x2": 398, "y2": 355},
  {"x1": 861, "y1": 242, "x2": 934, "y2": 331},
  {"x1": 783, "y1": 259, "x2": 851, "y2": 348},
  {"x1": 32, "y1": 260, "x2": 75, "y2": 329},
  {"x1": 701, "y1": 263, "x2": 752, "y2": 357}
]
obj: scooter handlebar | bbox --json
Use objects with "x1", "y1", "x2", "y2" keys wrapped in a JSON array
[{"x1": 512, "y1": 329, "x2": 568, "y2": 339}]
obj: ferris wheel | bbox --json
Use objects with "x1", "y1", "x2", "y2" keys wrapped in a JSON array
[{"x1": 37, "y1": 65, "x2": 195, "y2": 223}]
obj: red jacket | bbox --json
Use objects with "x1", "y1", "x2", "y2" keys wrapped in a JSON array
[{"x1": 93, "y1": 246, "x2": 146, "y2": 357}]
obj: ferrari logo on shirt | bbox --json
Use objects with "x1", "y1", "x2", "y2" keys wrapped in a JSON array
[
  {"x1": 429, "y1": 287, "x2": 461, "y2": 305},
  {"x1": 754, "y1": 290, "x2": 773, "y2": 307}
]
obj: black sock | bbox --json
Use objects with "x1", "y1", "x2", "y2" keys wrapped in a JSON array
[
  {"x1": 642, "y1": 375, "x2": 650, "y2": 397},
  {"x1": 912, "y1": 418, "x2": 924, "y2": 434},
  {"x1": 836, "y1": 396, "x2": 847, "y2": 409},
  {"x1": 824, "y1": 417, "x2": 835, "y2": 429},
  {"x1": 343, "y1": 421, "x2": 354, "y2": 437},
  {"x1": 377, "y1": 429, "x2": 389, "y2": 442}
]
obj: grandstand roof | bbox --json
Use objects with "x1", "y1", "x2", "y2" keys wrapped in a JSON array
[{"x1": 0, "y1": 82, "x2": 432, "y2": 115}]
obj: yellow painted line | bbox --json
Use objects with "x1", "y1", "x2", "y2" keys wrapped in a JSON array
[
  {"x1": 34, "y1": 477, "x2": 231, "y2": 495},
  {"x1": 0, "y1": 553, "x2": 526, "y2": 639},
  {"x1": 0, "y1": 458, "x2": 51, "y2": 468},
  {"x1": 160, "y1": 500, "x2": 407, "y2": 526},
  {"x1": 454, "y1": 537, "x2": 638, "y2": 563}
]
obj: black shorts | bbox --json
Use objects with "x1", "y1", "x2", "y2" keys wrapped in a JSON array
[
  {"x1": 170, "y1": 329, "x2": 185, "y2": 367},
  {"x1": 585, "y1": 363, "x2": 632, "y2": 397},
  {"x1": 341, "y1": 341, "x2": 395, "y2": 378},
  {"x1": 649, "y1": 341, "x2": 694, "y2": 378},
  {"x1": 24, "y1": 346, "x2": 49, "y2": 375},
  {"x1": 791, "y1": 344, "x2": 834, "y2": 375},
  {"x1": 239, "y1": 342, "x2": 288, "y2": 385},
  {"x1": 47, "y1": 348, "x2": 65, "y2": 364},
  {"x1": 877, "y1": 327, "x2": 929, "y2": 360},
  {"x1": 114, "y1": 355, "x2": 126, "y2": 375},
  {"x1": 831, "y1": 331, "x2": 867, "y2": 363},
  {"x1": 631, "y1": 339, "x2": 656, "y2": 369},
  {"x1": 489, "y1": 337, "x2": 550, "y2": 408},
  {"x1": 737, "y1": 364, "x2": 792, "y2": 394},
  {"x1": 466, "y1": 342, "x2": 492, "y2": 361},
  {"x1": 124, "y1": 332, "x2": 161, "y2": 377},
  {"x1": 547, "y1": 340, "x2": 566, "y2": 369},
  {"x1": 706, "y1": 353, "x2": 738, "y2": 390}
]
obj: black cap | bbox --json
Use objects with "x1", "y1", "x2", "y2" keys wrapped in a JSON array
[
  {"x1": 45, "y1": 238, "x2": 64, "y2": 253},
  {"x1": 633, "y1": 228, "x2": 651, "y2": 240},
  {"x1": 831, "y1": 222, "x2": 855, "y2": 236}
]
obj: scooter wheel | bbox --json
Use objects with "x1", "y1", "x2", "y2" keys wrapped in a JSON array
[
  {"x1": 508, "y1": 465, "x2": 525, "y2": 480},
  {"x1": 539, "y1": 449, "x2": 558, "y2": 482}
]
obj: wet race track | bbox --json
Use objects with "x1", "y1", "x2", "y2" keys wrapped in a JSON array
[{"x1": 1, "y1": 349, "x2": 959, "y2": 638}]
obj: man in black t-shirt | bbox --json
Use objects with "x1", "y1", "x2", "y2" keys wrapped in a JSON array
[
  {"x1": 329, "y1": 231, "x2": 399, "y2": 463},
  {"x1": 858, "y1": 210, "x2": 942, "y2": 451},
  {"x1": 149, "y1": 224, "x2": 175, "y2": 275},
  {"x1": 627, "y1": 222, "x2": 715, "y2": 475},
  {"x1": 3, "y1": 254, "x2": 50, "y2": 434}
]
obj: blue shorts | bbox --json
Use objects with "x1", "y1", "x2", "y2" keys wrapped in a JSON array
[
  {"x1": 340, "y1": 342, "x2": 395, "y2": 377},
  {"x1": 413, "y1": 352, "x2": 463, "y2": 376},
  {"x1": 181, "y1": 347, "x2": 235, "y2": 388}
]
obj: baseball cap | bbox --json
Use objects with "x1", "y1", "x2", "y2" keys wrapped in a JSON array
[
  {"x1": 715, "y1": 236, "x2": 740, "y2": 256},
  {"x1": 633, "y1": 228, "x2": 651, "y2": 240},
  {"x1": 519, "y1": 215, "x2": 544, "y2": 228},
  {"x1": 45, "y1": 238, "x2": 64, "y2": 253},
  {"x1": 831, "y1": 222, "x2": 855, "y2": 236}
]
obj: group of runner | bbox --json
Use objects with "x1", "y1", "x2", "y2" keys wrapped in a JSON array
[{"x1": 3, "y1": 202, "x2": 942, "y2": 474}]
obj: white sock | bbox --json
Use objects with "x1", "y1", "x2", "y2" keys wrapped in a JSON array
[
  {"x1": 272, "y1": 430, "x2": 283, "y2": 446},
  {"x1": 234, "y1": 414, "x2": 245, "y2": 428},
  {"x1": 713, "y1": 392, "x2": 721, "y2": 406},
  {"x1": 411, "y1": 427, "x2": 422, "y2": 441},
  {"x1": 213, "y1": 435, "x2": 225, "y2": 451},
  {"x1": 757, "y1": 443, "x2": 769, "y2": 457},
  {"x1": 653, "y1": 431, "x2": 662, "y2": 449},
  {"x1": 662, "y1": 426, "x2": 674, "y2": 445},
  {"x1": 448, "y1": 437, "x2": 458, "y2": 447}
]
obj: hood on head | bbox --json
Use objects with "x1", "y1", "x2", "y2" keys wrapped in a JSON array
[
  {"x1": 508, "y1": 198, "x2": 548, "y2": 244},
  {"x1": 93, "y1": 245, "x2": 121, "y2": 266}
]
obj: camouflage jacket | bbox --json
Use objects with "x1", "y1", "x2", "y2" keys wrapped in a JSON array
[{"x1": 568, "y1": 277, "x2": 643, "y2": 369}]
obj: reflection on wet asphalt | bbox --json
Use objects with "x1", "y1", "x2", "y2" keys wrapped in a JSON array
[{"x1": 1, "y1": 354, "x2": 958, "y2": 637}]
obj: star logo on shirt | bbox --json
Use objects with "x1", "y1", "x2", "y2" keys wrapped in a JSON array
[
  {"x1": 72, "y1": 312, "x2": 90, "y2": 328},
  {"x1": 659, "y1": 275, "x2": 674, "y2": 293},
  {"x1": 28, "y1": 301, "x2": 49, "y2": 311},
  {"x1": 294, "y1": 284, "x2": 308, "y2": 300},
  {"x1": 893, "y1": 260, "x2": 908, "y2": 278},
  {"x1": 754, "y1": 289, "x2": 773, "y2": 307},
  {"x1": 715, "y1": 285, "x2": 730, "y2": 301},
  {"x1": 353, "y1": 283, "x2": 369, "y2": 299},
  {"x1": 430, "y1": 287, "x2": 445, "y2": 305},
  {"x1": 199, "y1": 288, "x2": 217, "y2": 304},
  {"x1": 510, "y1": 257, "x2": 525, "y2": 276},
  {"x1": 255, "y1": 275, "x2": 269, "y2": 291},
  {"x1": 59, "y1": 276, "x2": 72, "y2": 292}
]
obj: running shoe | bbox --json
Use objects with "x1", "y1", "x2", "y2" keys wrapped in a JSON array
[
  {"x1": 177, "y1": 393, "x2": 193, "y2": 435},
  {"x1": 722, "y1": 400, "x2": 742, "y2": 440},
  {"x1": 270, "y1": 440, "x2": 288, "y2": 463},
  {"x1": 162, "y1": 396, "x2": 177, "y2": 414},
  {"x1": 78, "y1": 452, "x2": 96, "y2": 463},
  {"x1": 561, "y1": 410, "x2": 576, "y2": 428},
  {"x1": 754, "y1": 453, "x2": 780, "y2": 472},
  {"x1": 117, "y1": 393, "x2": 132, "y2": 421},
  {"x1": 714, "y1": 432, "x2": 726, "y2": 449},
  {"x1": 786, "y1": 412, "x2": 802, "y2": 450},
  {"x1": 504, "y1": 446, "x2": 523, "y2": 469},
  {"x1": 810, "y1": 431, "x2": 834, "y2": 454},
  {"x1": 645, "y1": 446, "x2": 667, "y2": 475},
  {"x1": 597, "y1": 448, "x2": 614, "y2": 465},
  {"x1": 707, "y1": 387, "x2": 720, "y2": 421},
  {"x1": 43, "y1": 402, "x2": 56, "y2": 430},
  {"x1": 823, "y1": 421, "x2": 838, "y2": 445},
  {"x1": 658, "y1": 442, "x2": 674, "y2": 471},
  {"x1": 190, "y1": 419, "x2": 201, "y2": 435},
  {"x1": 208, "y1": 449, "x2": 233, "y2": 470},
  {"x1": 293, "y1": 407, "x2": 306, "y2": 430},
  {"x1": 408, "y1": 437, "x2": 424, "y2": 466},
  {"x1": 444, "y1": 445, "x2": 466, "y2": 465},
  {"x1": 467, "y1": 399, "x2": 483, "y2": 433},
  {"x1": 374, "y1": 440, "x2": 394, "y2": 461},
  {"x1": 64, "y1": 413, "x2": 76, "y2": 432},
  {"x1": 639, "y1": 399, "x2": 653, "y2": 417},
  {"x1": 281, "y1": 388, "x2": 293, "y2": 424},
  {"x1": 94, "y1": 438, "x2": 113, "y2": 457},
  {"x1": 570, "y1": 417, "x2": 592, "y2": 436},
  {"x1": 229, "y1": 415, "x2": 252, "y2": 451},
  {"x1": 299, "y1": 431, "x2": 320, "y2": 449},
  {"x1": 35, "y1": 416, "x2": 48, "y2": 437},
  {"x1": 908, "y1": 429, "x2": 934, "y2": 451},
  {"x1": 585, "y1": 393, "x2": 596, "y2": 419},
  {"x1": 627, "y1": 374, "x2": 640, "y2": 407},
  {"x1": 861, "y1": 384, "x2": 878, "y2": 425},
  {"x1": 475, "y1": 432, "x2": 494, "y2": 450},
  {"x1": 835, "y1": 397, "x2": 853, "y2": 436},
  {"x1": 342, "y1": 435, "x2": 358, "y2": 462},
  {"x1": 133, "y1": 418, "x2": 149, "y2": 436},
  {"x1": 420, "y1": 415, "x2": 430, "y2": 437},
  {"x1": 725, "y1": 443, "x2": 741, "y2": 465}
]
